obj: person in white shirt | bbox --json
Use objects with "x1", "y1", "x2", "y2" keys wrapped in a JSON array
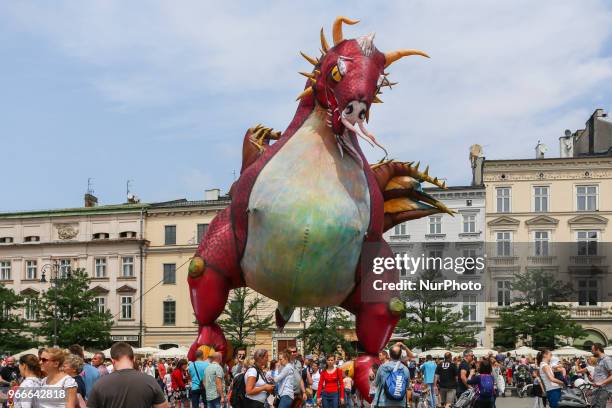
[
  {"x1": 39, "y1": 348, "x2": 78, "y2": 408},
  {"x1": 245, "y1": 349, "x2": 274, "y2": 408},
  {"x1": 14, "y1": 354, "x2": 43, "y2": 408}
]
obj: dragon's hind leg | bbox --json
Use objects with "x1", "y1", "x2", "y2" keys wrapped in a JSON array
[{"x1": 187, "y1": 207, "x2": 243, "y2": 362}]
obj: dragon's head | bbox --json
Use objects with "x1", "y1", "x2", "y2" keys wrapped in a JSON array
[{"x1": 297, "y1": 17, "x2": 429, "y2": 154}]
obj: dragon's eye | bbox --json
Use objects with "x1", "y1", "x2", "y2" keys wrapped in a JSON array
[{"x1": 331, "y1": 59, "x2": 347, "y2": 82}]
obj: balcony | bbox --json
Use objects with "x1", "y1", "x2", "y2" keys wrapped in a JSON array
[
  {"x1": 570, "y1": 307, "x2": 608, "y2": 319},
  {"x1": 527, "y1": 256, "x2": 557, "y2": 266},
  {"x1": 389, "y1": 234, "x2": 410, "y2": 242},
  {"x1": 487, "y1": 256, "x2": 519, "y2": 267},
  {"x1": 570, "y1": 256, "x2": 605, "y2": 266}
]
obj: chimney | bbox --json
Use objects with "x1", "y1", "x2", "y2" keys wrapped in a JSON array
[
  {"x1": 205, "y1": 189, "x2": 220, "y2": 201},
  {"x1": 84, "y1": 193, "x2": 98, "y2": 207},
  {"x1": 535, "y1": 141, "x2": 547, "y2": 159}
]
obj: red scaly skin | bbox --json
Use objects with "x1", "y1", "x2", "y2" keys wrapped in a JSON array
[{"x1": 188, "y1": 28, "x2": 415, "y2": 402}]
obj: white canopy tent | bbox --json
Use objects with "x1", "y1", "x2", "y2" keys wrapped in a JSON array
[
  {"x1": 134, "y1": 347, "x2": 163, "y2": 356},
  {"x1": 472, "y1": 347, "x2": 496, "y2": 358},
  {"x1": 552, "y1": 346, "x2": 591, "y2": 358},
  {"x1": 418, "y1": 348, "x2": 451, "y2": 359},
  {"x1": 11, "y1": 348, "x2": 39, "y2": 358},
  {"x1": 508, "y1": 346, "x2": 539, "y2": 357},
  {"x1": 153, "y1": 347, "x2": 189, "y2": 359}
]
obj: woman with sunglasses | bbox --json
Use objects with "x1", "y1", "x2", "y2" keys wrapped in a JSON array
[{"x1": 39, "y1": 348, "x2": 78, "y2": 408}]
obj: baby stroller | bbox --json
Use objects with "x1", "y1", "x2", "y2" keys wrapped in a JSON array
[
  {"x1": 515, "y1": 365, "x2": 532, "y2": 397},
  {"x1": 558, "y1": 379, "x2": 593, "y2": 408},
  {"x1": 453, "y1": 388, "x2": 477, "y2": 408}
]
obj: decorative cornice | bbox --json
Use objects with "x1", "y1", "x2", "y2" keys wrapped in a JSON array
[
  {"x1": 525, "y1": 215, "x2": 560, "y2": 226},
  {"x1": 89, "y1": 285, "x2": 110, "y2": 295},
  {"x1": 116, "y1": 284, "x2": 137, "y2": 293},
  {"x1": 567, "y1": 214, "x2": 609, "y2": 225},
  {"x1": 487, "y1": 216, "x2": 520, "y2": 227}
]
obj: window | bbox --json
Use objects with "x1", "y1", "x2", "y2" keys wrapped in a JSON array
[
  {"x1": 577, "y1": 231, "x2": 598, "y2": 256},
  {"x1": 394, "y1": 223, "x2": 407, "y2": 236},
  {"x1": 0, "y1": 237, "x2": 14, "y2": 244},
  {"x1": 197, "y1": 224, "x2": 209, "y2": 243},
  {"x1": 164, "y1": 225, "x2": 176, "y2": 245},
  {"x1": 429, "y1": 216, "x2": 442, "y2": 234},
  {"x1": 59, "y1": 259, "x2": 71, "y2": 278},
  {"x1": 122, "y1": 257, "x2": 134, "y2": 277},
  {"x1": 576, "y1": 185, "x2": 597, "y2": 211},
  {"x1": 121, "y1": 296, "x2": 133, "y2": 319},
  {"x1": 24, "y1": 298, "x2": 37, "y2": 321},
  {"x1": 462, "y1": 295, "x2": 477, "y2": 321},
  {"x1": 497, "y1": 281, "x2": 511, "y2": 306},
  {"x1": 398, "y1": 252, "x2": 409, "y2": 277},
  {"x1": 94, "y1": 258, "x2": 107, "y2": 278},
  {"x1": 119, "y1": 231, "x2": 137, "y2": 238},
  {"x1": 496, "y1": 232, "x2": 512, "y2": 256},
  {"x1": 462, "y1": 249, "x2": 477, "y2": 274},
  {"x1": 95, "y1": 297, "x2": 106, "y2": 314},
  {"x1": 533, "y1": 186, "x2": 549, "y2": 212},
  {"x1": 496, "y1": 187, "x2": 511, "y2": 213},
  {"x1": 92, "y1": 233, "x2": 110, "y2": 240},
  {"x1": 0, "y1": 261, "x2": 11, "y2": 280},
  {"x1": 163, "y1": 301, "x2": 176, "y2": 325},
  {"x1": 163, "y1": 263, "x2": 176, "y2": 284},
  {"x1": 25, "y1": 260, "x2": 37, "y2": 280},
  {"x1": 463, "y1": 214, "x2": 476, "y2": 233},
  {"x1": 578, "y1": 280, "x2": 598, "y2": 306},
  {"x1": 534, "y1": 231, "x2": 549, "y2": 256},
  {"x1": 427, "y1": 249, "x2": 443, "y2": 272},
  {"x1": 24, "y1": 236, "x2": 40, "y2": 242}
]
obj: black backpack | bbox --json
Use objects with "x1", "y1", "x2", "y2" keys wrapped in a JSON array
[{"x1": 230, "y1": 366, "x2": 264, "y2": 407}]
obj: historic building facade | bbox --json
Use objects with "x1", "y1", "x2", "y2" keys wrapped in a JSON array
[
  {"x1": 0, "y1": 199, "x2": 147, "y2": 345},
  {"x1": 483, "y1": 110, "x2": 612, "y2": 348},
  {"x1": 383, "y1": 185, "x2": 487, "y2": 346}
]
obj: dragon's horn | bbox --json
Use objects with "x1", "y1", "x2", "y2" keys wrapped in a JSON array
[
  {"x1": 296, "y1": 86, "x2": 314, "y2": 101},
  {"x1": 320, "y1": 28, "x2": 330, "y2": 52},
  {"x1": 333, "y1": 16, "x2": 359, "y2": 46},
  {"x1": 384, "y1": 49, "x2": 430, "y2": 68},
  {"x1": 300, "y1": 51, "x2": 318, "y2": 66}
]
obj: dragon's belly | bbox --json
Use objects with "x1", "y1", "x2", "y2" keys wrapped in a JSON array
[{"x1": 241, "y1": 110, "x2": 370, "y2": 306}]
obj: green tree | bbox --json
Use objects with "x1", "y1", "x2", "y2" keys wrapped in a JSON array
[
  {"x1": 36, "y1": 268, "x2": 113, "y2": 348},
  {"x1": 0, "y1": 284, "x2": 38, "y2": 355},
  {"x1": 495, "y1": 269, "x2": 586, "y2": 349},
  {"x1": 396, "y1": 269, "x2": 479, "y2": 350},
  {"x1": 217, "y1": 288, "x2": 274, "y2": 351},
  {"x1": 298, "y1": 307, "x2": 354, "y2": 356}
]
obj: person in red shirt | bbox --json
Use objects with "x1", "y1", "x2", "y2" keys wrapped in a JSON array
[
  {"x1": 171, "y1": 359, "x2": 189, "y2": 408},
  {"x1": 316, "y1": 355, "x2": 344, "y2": 408}
]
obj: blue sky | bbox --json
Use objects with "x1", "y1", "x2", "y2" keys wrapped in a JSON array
[{"x1": 1, "y1": 1, "x2": 611, "y2": 212}]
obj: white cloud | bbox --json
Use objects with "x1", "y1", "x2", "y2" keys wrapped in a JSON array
[{"x1": 1, "y1": 0, "x2": 611, "y2": 187}]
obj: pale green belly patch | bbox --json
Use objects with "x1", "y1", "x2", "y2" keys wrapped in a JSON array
[{"x1": 241, "y1": 111, "x2": 370, "y2": 306}]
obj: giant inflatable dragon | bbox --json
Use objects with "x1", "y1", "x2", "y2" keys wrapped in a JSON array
[{"x1": 187, "y1": 16, "x2": 451, "y2": 399}]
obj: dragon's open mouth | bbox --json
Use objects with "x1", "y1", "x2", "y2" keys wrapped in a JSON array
[{"x1": 337, "y1": 100, "x2": 388, "y2": 159}]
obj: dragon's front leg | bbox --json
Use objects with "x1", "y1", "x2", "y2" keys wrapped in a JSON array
[
  {"x1": 371, "y1": 160, "x2": 454, "y2": 231},
  {"x1": 341, "y1": 241, "x2": 405, "y2": 402},
  {"x1": 187, "y1": 207, "x2": 244, "y2": 362}
]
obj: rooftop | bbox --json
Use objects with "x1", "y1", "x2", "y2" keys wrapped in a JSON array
[{"x1": 0, "y1": 203, "x2": 148, "y2": 219}]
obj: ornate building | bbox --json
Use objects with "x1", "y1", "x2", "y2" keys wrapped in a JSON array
[
  {"x1": 0, "y1": 197, "x2": 147, "y2": 345},
  {"x1": 483, "y1": 109, "x2": 612, "y2": 348}
]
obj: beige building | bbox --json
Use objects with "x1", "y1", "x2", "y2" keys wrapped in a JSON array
[
  {"x1": 0, "y1": 195, "x2": 147, "y2": 345},
  {"x1": 482, "y1": 109, "x2": 612, "y2": 348}
]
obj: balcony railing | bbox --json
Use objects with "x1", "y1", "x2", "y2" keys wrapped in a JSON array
[
  {"x1": 527, "y1": 256, "x2": 557, "y2": 266},
  {"x1": 571, "y1": 307, "x2": 607, "y2": 318},
  {"x1": 488, "y1": 256, "x2": 519, "y2": 266},
  {"x1": 570, "y1": 256, "x2": 605, "y2": 266}
]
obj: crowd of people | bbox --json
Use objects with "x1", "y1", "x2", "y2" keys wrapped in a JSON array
[{"x1": 1, "y1": 342, "x2": 611, "y2": 408}]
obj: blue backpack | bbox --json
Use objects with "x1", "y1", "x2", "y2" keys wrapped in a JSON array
[
  {"x1": 383, "y1": 362, "x2": 408, "y2": 401},
  {"x1": 478, "y1": 374, "x2": 495, "y2": 398}
]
